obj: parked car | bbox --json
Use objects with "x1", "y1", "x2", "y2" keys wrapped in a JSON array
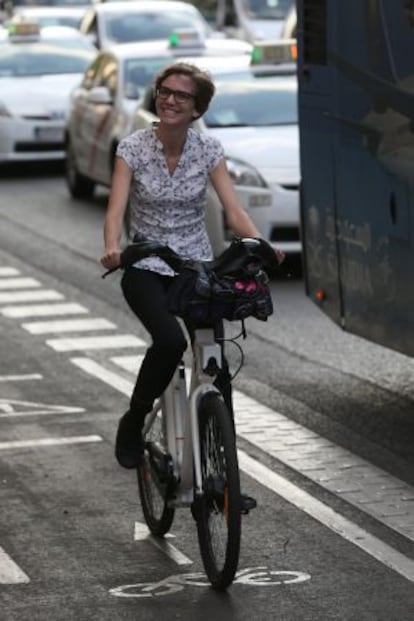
[
  {"x1": 7, "y1": 6, "x2": 88, "y2": 30},
  {"x1": 190, "y1": 0, "x2": 295, "y2": 42},
  {"x1": 0, "y1": 22, "x2": 95, "y2": 163},
  {"x1": 79, "y1": 1, "x2": 219, "y2": 50},
  {"x1": 131, "y1": 41, "x2": 301, "y2": 256},
  {"x1": 64, "y1": 37, "x2": 273, "y2": 253}
]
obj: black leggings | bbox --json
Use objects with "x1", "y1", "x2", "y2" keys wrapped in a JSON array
[{"x1": 121, "y1": 268, "x2": 233, "y2": 415}]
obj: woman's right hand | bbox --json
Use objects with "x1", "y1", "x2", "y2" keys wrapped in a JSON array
[{"x1": 100, "y1": 248, "x2": 121, "y2": 270}]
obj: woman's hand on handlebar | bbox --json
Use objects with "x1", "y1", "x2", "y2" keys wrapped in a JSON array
[
  {"x1": 275, "y1": 247, "x2": 285, "y2": 265},
  {"x1": 100, "y1": 247, "x2": 122, "y2": 270}
]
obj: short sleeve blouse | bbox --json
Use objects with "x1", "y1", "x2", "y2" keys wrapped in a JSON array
[{"x1": 116, "y1": 125, "x2": 225, "y2": 276}]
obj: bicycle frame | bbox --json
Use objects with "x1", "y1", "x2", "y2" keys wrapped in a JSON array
[{"x1": 142, "y1": 325, "x2": 223, "y2": 508}]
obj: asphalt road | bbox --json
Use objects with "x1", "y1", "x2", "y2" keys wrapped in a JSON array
[{"x1": 0, "y1": 164, "x2": 413, "y2": 620}]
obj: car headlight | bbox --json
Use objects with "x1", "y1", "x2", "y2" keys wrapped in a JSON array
[
  {"x1": 226, "y1": 156, "x2": 268, "y2": 188},
  {"x1": 0, "y1": 102, "x2": 12, "y2": 117}
]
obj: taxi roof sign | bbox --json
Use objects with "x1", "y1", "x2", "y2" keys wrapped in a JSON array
[
  {"x1": 251, "y1": 39, "x2": 297, "y2": 65},
  {"x1": 8, "y1": 21, "x2": 41, "y2": 41},
  {"x1": 168, "y1": 28, "x2": 205, "y2": 49}
]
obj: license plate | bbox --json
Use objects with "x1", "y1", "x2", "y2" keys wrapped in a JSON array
[{"x1": 34, "y1": 127, "x2": 64, "y2": 142}]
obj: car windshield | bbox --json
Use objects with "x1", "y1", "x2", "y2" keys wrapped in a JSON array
[
  {"x1": 0, "y1": 43, "x2": 93, "y2": 77},
  {"x1": 203, "y1": 72, "x2": 297, "y2": 127},
  {"x1": 242, "y1": 0, "x2": 293, "y2": 20},
  {"x1": 105, "y1": 10, "x2": 211, "y2": 44}
]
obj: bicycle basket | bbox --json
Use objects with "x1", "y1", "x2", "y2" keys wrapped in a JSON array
[{"x1": 167, "y1": 265, "x2": 273, "y2": 324}]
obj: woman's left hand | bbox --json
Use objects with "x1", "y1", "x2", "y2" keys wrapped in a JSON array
[{"x1": 275, "y1": 247, "x2": 285, "y2": 265}]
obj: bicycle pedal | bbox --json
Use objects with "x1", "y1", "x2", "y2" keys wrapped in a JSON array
[{"x1": 240, "y1": 494, "x2": 257, "y2": 514}]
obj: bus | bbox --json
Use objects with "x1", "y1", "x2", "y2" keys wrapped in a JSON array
[{"x1": 296, "y1": 0, "x2": 414, "y2": 357}]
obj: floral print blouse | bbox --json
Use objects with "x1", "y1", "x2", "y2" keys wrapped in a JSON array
[{"x1": 116, "y1": 124, "x2": 225, "y2": 276}]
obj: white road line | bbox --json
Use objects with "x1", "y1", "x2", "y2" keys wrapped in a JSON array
[
  {"x1": 22, "y1": 317, "x2": 116, "y2": 335},
  {"x1": 0, "y1": 435, "x2": 102, "y2": 450},
  {"x1": 47, "y1": 334, "x2": 146, "y2": 352},
  {"x1": 238, "y1": 450, "x2": 414, "y2": 584},
  {"x1": 0, "y1": 268, "x2": 20, "y2": 277},
  {"x1": 0, "y1": 546, "x2": 30, "y2": 584},
  {"x1": 1, "y1": 302, "x2": 89, "y2": 318},
  {"x1": 0, "y1": 374, "x2": 42, "y2": 382},
  {"x1": 0, "y1": 290, "x2": 64, "y2": 304},
  {"x1": 110, "y1": 355, "x2": 145, "y2": 372},
  {"x1": 0, "y1": 277, "x2": 41, "y2": 290},
  {"x1": 0, "y1": 398, "x2": 85, "y2": 417},
  {"x1": 134, "y1": 522, "x2": 192, "y2": 566},
  {"x1": 71, "y1": 358, "x2": 133, "y2": 396}
]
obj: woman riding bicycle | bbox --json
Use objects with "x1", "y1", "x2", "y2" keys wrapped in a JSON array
[{"x1": 100, "y1": 62, "x2": 284, "y2": 495}]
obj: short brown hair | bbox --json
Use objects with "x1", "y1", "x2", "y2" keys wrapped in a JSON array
[{"x1": 154, "y1": 62, "x2": 215, "y2": 117}]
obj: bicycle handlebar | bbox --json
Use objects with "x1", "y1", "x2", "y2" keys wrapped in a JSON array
[{"x1": 102, "y1": 236, "x2": 281, "y2": 279}]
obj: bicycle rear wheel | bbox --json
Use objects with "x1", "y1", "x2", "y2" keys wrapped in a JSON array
[
  {"x1": 137, "y1": 401, "x2": 175, "y2": 536},
  {"x1": 195, "y1": 391, "x2": 241, "y2": 589}
]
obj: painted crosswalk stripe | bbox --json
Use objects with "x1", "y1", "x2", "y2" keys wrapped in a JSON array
[
  {"x1": 0, "y1": 435, "x2": 102, "y2": 450},
  {"x1": 47, "y1": 334, "x2": 146, "y2": 352},
  {"x1": 0, "y1": 277, "x2": 41, "y2": 290},
  {"x1": 22, "y1": 317, "x2": 116, "y2": 335},
  {"x1": 71, "y1": 357, "x2": 133, "y2": 396},
  {"x1": 0, "y1": 268, "x2": 20, "y2": 277},
  {"x1": 110, "y1": 355, "x2": 145, "y2": 372},
  {"x1": 0, "y1": 290, "x2": 64, "y2": 304},
  {"x1": 0, "y1": 374, "x2": 42, "y2": 382},
  {"x1": 0, "y1": 546, "x2": 30, "y2": 584},
  {"x1": 1, "y1": 302, "x2": 89, "y2": 318}
]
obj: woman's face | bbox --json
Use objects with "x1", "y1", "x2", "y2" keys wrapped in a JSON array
[{"x1": 155, "y1": 73, "x2": 200, "y2": 127}]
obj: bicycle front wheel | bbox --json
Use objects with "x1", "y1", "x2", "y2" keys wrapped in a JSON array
[
  {"x1": 195, "y1": 391, "x2": 241, "y2": 589},
  {"x1": 137, "y1": 402, "x2": 175, "y2": 536}
]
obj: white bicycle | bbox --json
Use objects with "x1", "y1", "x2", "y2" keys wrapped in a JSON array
[{"x1": 104, "y1": 237, "x2": 278, "y2": 589}]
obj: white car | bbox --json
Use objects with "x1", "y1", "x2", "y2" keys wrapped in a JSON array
[
  {"x1": 8, "y1": 6, "x2": 88, "y2": 30},
  {"x1": 131, "y1": 48, "x2": 301, "y2": 255},
  {"x1": 213, "y1": 0, "x2": 295, "y2": 42},
  {"x1": 0, "y1": 23, "x2": 95, "y2": 163},
  {"x1": 64, "y1": 38, "x2": 273, "y2": 253},
  {"x1": 79, "y1": 1, "x2": 222, "y2": 50}
]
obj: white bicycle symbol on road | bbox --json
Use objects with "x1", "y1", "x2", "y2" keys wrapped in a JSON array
[{"x1": 109, "y1": 566, "x2": 311, "y2": 598}]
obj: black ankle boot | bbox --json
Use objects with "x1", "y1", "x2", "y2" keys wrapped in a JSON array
[{"x1": 115, "y1": 403, "x2": 151, "y2": 469}]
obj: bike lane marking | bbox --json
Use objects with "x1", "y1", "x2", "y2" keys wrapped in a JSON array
[
  {"x1": 109, "y1": 567, "x2": 311, "y2": 598},
  {"x1": 0, "y1": 398, "x2": 85, "y2": 417},
  {"x1": 0, "y1": 546, "x2": 30, "y2": 584},
  {"x1": 237, "y1": 450, "x2": 414, "y2": 583}
]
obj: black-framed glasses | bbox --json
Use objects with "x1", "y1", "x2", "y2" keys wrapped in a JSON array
[{"x1": 155, "y1": 85, "x2": 196, "y2": 104}]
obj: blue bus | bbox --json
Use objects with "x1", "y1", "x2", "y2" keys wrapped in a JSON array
[{"x1": 296, "y1": 0, "x2": 414, "y2": 357}]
